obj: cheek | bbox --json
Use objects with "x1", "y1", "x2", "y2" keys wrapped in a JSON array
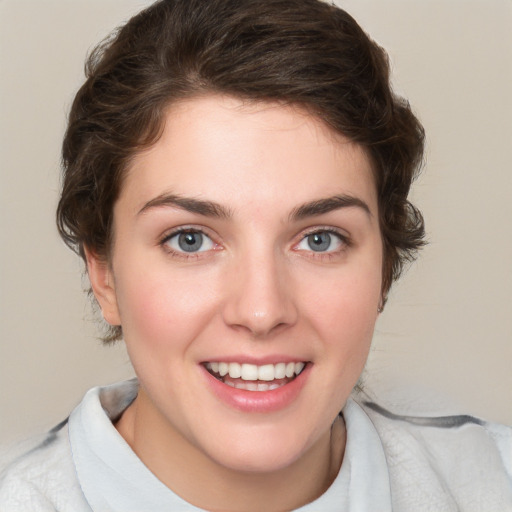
[
  {"x1": 302, "y1": 260, "x2": 381, "y2": 354},
  {"x1": 113, "y1": 263, "x2": 221, "y2": 351}
]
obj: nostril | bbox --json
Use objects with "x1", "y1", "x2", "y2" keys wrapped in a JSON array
[{"x1": 221, "y1": 260, "x2": 299, "y2": 336}]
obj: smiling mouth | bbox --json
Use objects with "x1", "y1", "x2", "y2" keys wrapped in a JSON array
[{"x1": 204, "y1": 361, "x2": 307, "y2": 392}]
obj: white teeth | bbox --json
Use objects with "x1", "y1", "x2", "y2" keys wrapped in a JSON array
[
  {"x1": 274, "y1": 362, "x2": 286, "y2": 379},
  {"x1": 218, "y1": 362, "x2": 229, "y2": 377},
  {"x1": 206, "y1": 361, "x2": 306, "y2": 381},
  {"x1": 295, "y1": 362, "x2": 305, "y2": 375},
  {"x1": 258, "y1": 364, "x2": 275, "y2": 381},
  {"x1": 228, "y1": 362, "x2": 241, "y2": 378},
  {"x1": 240, "y1": 363, "x2": 258, "y2": 380},
  {"x1": 230, "y1": 380, "x2": 286, "y2": 392}
]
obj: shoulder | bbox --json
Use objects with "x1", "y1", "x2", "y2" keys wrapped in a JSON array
[
  {"x1": 358, "y1": 400, "x2": 512, "y2": 511},
  {"x1": 0, "y1": 380, "x2": 138, "y2": 512},
  {"x1": 0, "y1": 419, "x2": 91, "y2": 512},
  {"x1": 360, "y1": 399, "x2": 512, "y2": 466}
]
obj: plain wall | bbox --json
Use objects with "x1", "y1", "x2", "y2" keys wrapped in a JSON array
[{"x1": 1, "y1": 0, "x2": 511, "y2": 444}]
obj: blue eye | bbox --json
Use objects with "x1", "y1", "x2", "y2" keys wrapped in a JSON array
[
  {"x1": 296, "y1": 230, "x2": 345, "y2": 253},
  {"x1": 164, "y1": 230, "x2": 215, "y2": 253}
]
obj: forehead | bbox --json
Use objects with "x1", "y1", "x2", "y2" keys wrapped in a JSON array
[{"x1": 120, "y1": 95, "x2": 377, "y2": 217}]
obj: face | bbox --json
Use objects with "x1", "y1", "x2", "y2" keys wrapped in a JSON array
[{"x1": 89, "y1": 95, "x2": 383, "y2": 475}]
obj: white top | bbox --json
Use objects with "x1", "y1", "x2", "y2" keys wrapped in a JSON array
[{"x1": 1, "y1": 380, "x2": 511, "y2": 511}]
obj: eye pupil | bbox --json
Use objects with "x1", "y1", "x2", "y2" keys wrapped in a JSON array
[
  {"x1": 307, "y1": 232, "x2": 331, "y2": 252},
  {"x1": 178, "y1": 232, "x2": 203, "y2": 252}
]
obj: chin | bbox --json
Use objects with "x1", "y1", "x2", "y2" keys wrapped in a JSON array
[{"x1": 197, "y1": 423, "x2": 322, "y2": 474}]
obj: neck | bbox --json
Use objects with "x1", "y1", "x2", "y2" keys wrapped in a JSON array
[{"x1": 116, "y1": 389, "x2": 346, "y2": 512}]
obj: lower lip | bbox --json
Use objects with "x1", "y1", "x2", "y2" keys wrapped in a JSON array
[{"x1": 202, "y1": 365, "x2": 310, "y2": 413}]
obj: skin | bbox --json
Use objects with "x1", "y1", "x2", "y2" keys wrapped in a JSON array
[{"x1": 86, "y1": 95, "x2": 383, "y2": 511}]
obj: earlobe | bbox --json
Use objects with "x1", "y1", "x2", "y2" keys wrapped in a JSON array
[{"x1": 84, "y1": 246, "x2": 121, "y2": 326}]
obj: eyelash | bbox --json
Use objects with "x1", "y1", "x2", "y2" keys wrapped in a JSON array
[
  {"x1": 293, "y1": 227, "x2": 351, "y2": 260},
  {"x1": 160, "y1": 227, "x2": 219, "y2": 260},
  {"x1": 159, "y1": 226, "x2": 351, "y2": 260}
]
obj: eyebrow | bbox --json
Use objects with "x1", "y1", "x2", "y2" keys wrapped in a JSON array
[
  {"x1": 138, "y1": 192, "x2": 371, "y2": 221},
  {"x1": 138, "y1": 193, "x2": 232, "y2": 218},
  {"x1": 289, "y1": 194, "x2": 372, "y2": 221}
]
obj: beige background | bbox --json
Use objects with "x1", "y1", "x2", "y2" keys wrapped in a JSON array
[{"x1": 1, "y1": 0, "x2": 511, "y2": 444}]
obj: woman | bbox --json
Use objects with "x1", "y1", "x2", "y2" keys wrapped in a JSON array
[{"x1": 1, "y1": 0, "x2": 511, "y2": 510}]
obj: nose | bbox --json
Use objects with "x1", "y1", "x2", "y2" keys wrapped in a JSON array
[{"x1": 222, "y1": 250, "x2": 298, "y2": 338}]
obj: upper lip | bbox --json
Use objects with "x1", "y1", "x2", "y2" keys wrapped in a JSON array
[{"x1": 200, "y1": 355, "x2": 310, "y2": 365}]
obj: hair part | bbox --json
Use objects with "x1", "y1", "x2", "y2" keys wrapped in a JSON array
[{"x1": 57, "y1": 0, "x2": 425, "y2": 342}]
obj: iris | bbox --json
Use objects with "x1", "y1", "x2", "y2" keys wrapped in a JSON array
[
  {"x1": 178, "y1": 232, "x2": 204, "y2": 252},
  {"x1": 307, "y1": 232, "x2": 332, "y2": 252}
]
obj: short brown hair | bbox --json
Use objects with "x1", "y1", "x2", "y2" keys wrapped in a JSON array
[{"x1": 57, "y1": 0, "x2": 425, "y2": 341}]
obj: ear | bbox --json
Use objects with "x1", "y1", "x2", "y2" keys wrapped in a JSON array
[{"x1": 84, "y1": 246, "x2": 121, "y2": 326}]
